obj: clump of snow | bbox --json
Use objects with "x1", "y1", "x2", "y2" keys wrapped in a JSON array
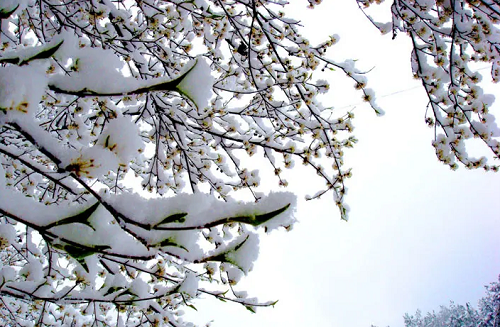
[
  {"x1": 0, "y1": 223, "x2": 17, "y2": 249},
  {"x1": 0, "y1": 266, "x2": 16, "y2": 283},
  {"x1": 178, "y1": 272, "x2": 198, "y2": 297},
  {"x1": 224, "y1": 233, "x2": 259, "y2": 274},
  {"x1": 175, "y1": 57, "x2": 214, "y2": 110},
  {"x1": 130, "y1": 278, "x2": 151, "y2": 298},
  {"x1": 103, "y1": 274, "x2": 128, "y2": 292},
  {"x1": 375, "y1": 21, "x2": 393, "y2": 35},
  {"x1": 251, "y1": 191, "x2": 297, "y2": 232},
  {"x1": 96, "y1": 116, "x2": 143, "y2": 165},
  {"x1": 222, "y1": 263, "x2": 244, "y2": 285},
  {"x1": 0, "y1": 186, "x2": 94, "y2": 227},
  {"x1": 0, "y1": 63, "x2": 48, "y2": 118},
  {"x1": 105, "y1": 191, "x2": 296, "y2": 233},
  {"x1": 66, "y1": 146, "x2": 118, "y2": 179},
  {"x1": 19, "y1": 259, "x2": 44, "y2": 281},
  {"x1": 51, "y1": 30, "x2": 80, "y2": 61},
  {"x1": 204, "y1": 262, "x2": 218, "y2": 276},
  {"x1": 0, "y1": 164, "x2": 5, "y2": 189},
  {"x1": 0, "y1": 0, "x2": 27, "y2": 13},
  {"x1": 49, "y1": 45, "x2": 136, "y2": 94}
]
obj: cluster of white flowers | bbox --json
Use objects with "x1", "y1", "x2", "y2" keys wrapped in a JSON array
[
  {"x1": 359, "y1": 0, "x2": 500, "y2": 171},
  {"x1": 3, "y1": 0, "x2": 498, "y2": 325},
  {"x1": 0, "y1": 0, "x2": 381, "y2": 325}
]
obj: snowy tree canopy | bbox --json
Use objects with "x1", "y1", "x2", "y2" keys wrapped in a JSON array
[
  {"x1": 402, "y1": 276, "x2": 500, "y2": 327},
  {"x1": 0, "y1": 0, "x2": 499, "y2": 326},
  {"x1": 360, "y1": 0, "x2": 500, "y2": 170}
]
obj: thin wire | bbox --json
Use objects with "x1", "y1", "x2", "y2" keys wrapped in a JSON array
[
  {"x1": 336, "y1": 84, "x2": 422, "y2": 110},
  {"x1": 336, "y1": 65, "x2": 492, "y2": 110}
]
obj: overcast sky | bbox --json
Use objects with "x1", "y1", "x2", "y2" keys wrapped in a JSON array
[{"x1": 186, "y1": 1, "x2": 500, "y2": 326}]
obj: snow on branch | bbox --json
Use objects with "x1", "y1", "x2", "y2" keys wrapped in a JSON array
[
  {"x1": 357, "y1": 0, "x2": 500, "y2": 171},
  {"x1": 0, "y1": 0, "x2": 384, "y2": 325}
]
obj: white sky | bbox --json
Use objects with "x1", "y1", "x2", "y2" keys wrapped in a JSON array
[{"x1": 186, "y1": 1, "x2": 500, "y2": 326}]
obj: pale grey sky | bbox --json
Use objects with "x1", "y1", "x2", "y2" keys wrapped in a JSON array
[{"x1": 185, "y1": 1, "x2": 500, "y2": 326}]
